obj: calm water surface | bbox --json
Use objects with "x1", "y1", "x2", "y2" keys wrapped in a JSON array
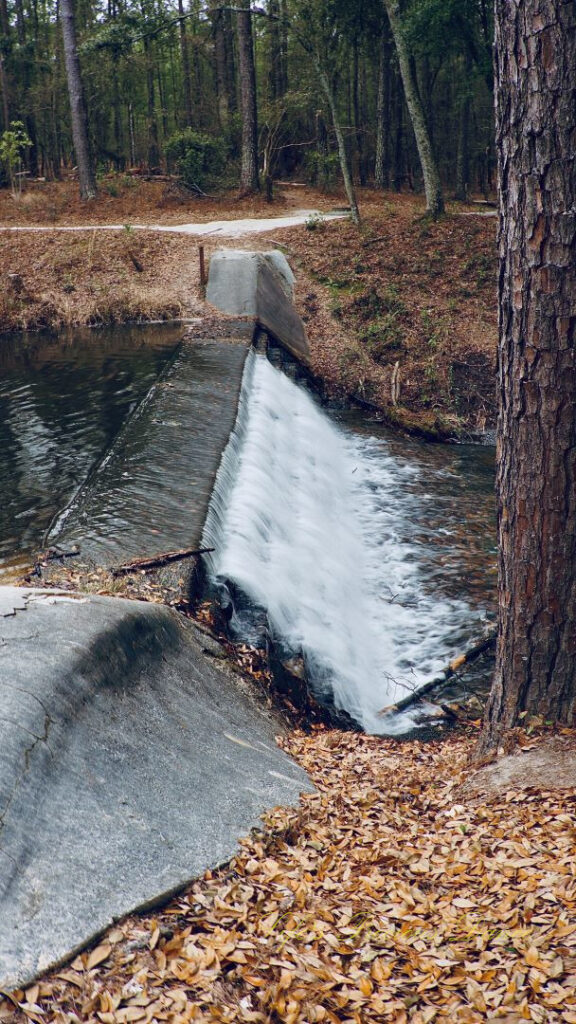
[{"x1": 0, "y1": 324, "x2": 182, "y2": 580}]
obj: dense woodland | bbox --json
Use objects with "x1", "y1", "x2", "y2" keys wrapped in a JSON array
[{"x1": 0, "y1": 0, "x2": 495, "y2": 208}]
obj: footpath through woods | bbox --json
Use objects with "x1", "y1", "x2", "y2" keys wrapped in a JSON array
[{"x1": 3, "y1": 729, "x2": 576, "y2": 1023}]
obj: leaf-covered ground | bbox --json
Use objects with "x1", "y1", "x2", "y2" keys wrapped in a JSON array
[{"x1": 5, "y1": 729, "x2": 576, "y2": 1024}]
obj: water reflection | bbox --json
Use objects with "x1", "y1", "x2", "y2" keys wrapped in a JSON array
[{"x1": 0, "y1": 325, "x2": 182, "y2": 579}]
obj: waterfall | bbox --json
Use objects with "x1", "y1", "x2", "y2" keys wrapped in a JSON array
[{"x1": 202, "y1": 351, "x2": 477, "y2": 735}]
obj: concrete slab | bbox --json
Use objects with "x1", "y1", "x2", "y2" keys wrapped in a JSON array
[
  {"x1": 0, "y1": 587, "x2": 311, "y2": 990},
  {"x1": 48, "y1": 340, "x2": 249, "y2": 566},
  {"x1": 206, "y1": 250, "x2": 310, "y2": 363}
]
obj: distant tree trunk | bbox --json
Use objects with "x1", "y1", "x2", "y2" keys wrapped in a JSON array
[
  {"x1": 236, "y1": 0, "x2": 259, "y2": 194},
  {"x1": 352, "y1": 37, "x2": 366, "y2": 186},
  {"x1": 211, "y1": 3, "x2": 230, "y2": 127},
  {"x1": 383, "y1": 0, "x2": 443, "y2": 218},
  {"x1": 374, "y1": 30, "x2": 391, "y2": 188},
  {"x1": 178, "y1": 0, "x2": 193, "y2": 127},
  {"x1": 393, "y1": 75, "x2": 403, "y2": 192},
  {"x1": 267, "y1": 0, "x2": 285, "y2": 100},
  {"x1": 455, "y1": 54, "x2": 472, "y2": 201},
  {"x1": 318, "y1": 67, "x2": 360, "y2": 225},
  {"x1": 478, "y1": 0, "x2": 576, "y2": 756},
  {"x1": 0, "y1": 0, "x2": 10, "y2": 131},
  {"x1": 59, "y1": 0, "x2": 96, "y2": 199},
  {"x1": 0, "y1": 56, "x2": 9, "y2": 132}
]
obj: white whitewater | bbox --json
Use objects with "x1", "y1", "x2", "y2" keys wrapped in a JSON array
[{"x1": 202, "y1": 351, "x2": 478, "y2": 735}]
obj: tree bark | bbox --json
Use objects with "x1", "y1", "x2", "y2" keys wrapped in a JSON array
[
  {"x1": 478, "y1": 0, "x2": 576, "y2": 756},
  {"x1": 236, "y1": 0, "x2": 259, "y2": 194},
  {"x1": 383, "y1": 0, "x2": 443, "y2": 218},
  {"x1": 59, "y1": 0, "x2": 96, "y2": 199}
]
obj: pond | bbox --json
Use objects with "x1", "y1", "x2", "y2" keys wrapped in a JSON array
[{"x1": 0, "y1": 324, "x2": 183, "y2": 581}]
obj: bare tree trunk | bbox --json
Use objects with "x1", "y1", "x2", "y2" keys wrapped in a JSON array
[
  {"x1": 59, "y1": 0, "x2": 96, "y2": 199},
  {"x1": 211, "y1": 3, "x2": 230, "y2": 126},
  {"x1": 178, "y1": 0, "x2": 193, "y2": 127},
  {"x1": 478, "y1": 0, "x2": 576, "y2": 757},
  {"x1": 455, "y1": 54, "x2": 472, "y2": 201},
  {"x1": 267, "y1": 0, "x2": 285, "y2": 100},
  {"x1": 318, "y1": 67, "x2": 360, "y2": 225},
  {"x1": 236, "y1": 0, "x2": 259, "y2": 194},
  {"x1": 374, "y1": 29, "x2": 391, "y2": 189},
  {"x1": 393, "y1": 74, "x2": 403, "y2": 192},
  {"x1": 383, "y1": 0, "x2": 443, "y2": 218}
]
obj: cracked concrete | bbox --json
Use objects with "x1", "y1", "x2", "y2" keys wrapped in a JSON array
[{"x1": 0, "y1": 589, "x2": 312, "y2": 989}]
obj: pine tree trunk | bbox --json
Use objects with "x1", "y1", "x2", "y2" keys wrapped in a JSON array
[
  {"x1": 59, "y1": 0, "x2": 96, "y2": 199},
  {"x1": 237, "y1": 0, "x2": 259, "y2": 195},
  {"x1": 383, "y1": 0, "x2": 443, "y2": 218},
  {"x1": 479, "y1": 0, "x2": 576, "y2": 756}
]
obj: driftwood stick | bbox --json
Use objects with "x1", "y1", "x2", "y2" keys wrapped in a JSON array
[
  {"x1": 111, "y1": 547, "x2": 214, "y2": 577},
  {"x1": 40, "y1": 545, "x2": 81, "y2": 563},
  {"x1": 378, "y1": 627, "x2": 497, "y2": 717}
]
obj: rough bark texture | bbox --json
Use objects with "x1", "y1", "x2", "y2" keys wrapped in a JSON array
[
  {"x1": 59, "y1": 0, "x2": 96, "y2": 199},
  {"x1": 383, "y1": 0, "x2": 443, "y2": 218},
  {"x1": 237, "y1": 0, "x2": 259, "y2": 195},
  {"x1": 479, "y1": 0, "x2": 576, "y2": 755}
]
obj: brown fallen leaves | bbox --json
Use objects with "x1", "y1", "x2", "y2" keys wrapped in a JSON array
[{"x1": 3, "y1": 730, "x2": 576, "y2": 1024}]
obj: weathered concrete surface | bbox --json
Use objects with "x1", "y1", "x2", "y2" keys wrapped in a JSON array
[
  {"x1": 0, "y1": 587, "x2": 311, "y2": 990},
  {"x1": 206, "y1": 250, "x2": 310, "y2": 363},
  {"x1": 49, "y1": 339, "x2": 249, "y2": 567}
]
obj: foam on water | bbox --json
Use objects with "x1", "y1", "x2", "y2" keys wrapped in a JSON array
[{"x1": 202, "y1": 351, "x2": 479, "y2": 735}]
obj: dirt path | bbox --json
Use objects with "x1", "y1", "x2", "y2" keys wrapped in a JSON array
[{"x1": 0, "y1": 210, "x2": 345, "y2": 237}]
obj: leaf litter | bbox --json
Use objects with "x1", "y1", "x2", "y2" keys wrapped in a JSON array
[{"x1": 3, "y1": 728, "x2": 576, "y2": 1023}]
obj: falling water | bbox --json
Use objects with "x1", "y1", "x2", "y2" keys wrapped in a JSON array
[{"x1": 202, "y1": 351, "x2": 485, "y2": 735}]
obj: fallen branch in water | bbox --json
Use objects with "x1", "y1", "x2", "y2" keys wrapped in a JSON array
[
  {"x1": 39, "y1": 545, "x2": 81, "y2": 563},
  {"x1": 378, "y1": 626, "x2": 497, "y2": 717},
  {"x1": 111, "y1": 547, "x2": 214, "y2": 576}
]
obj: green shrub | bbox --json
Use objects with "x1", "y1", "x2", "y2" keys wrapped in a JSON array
[
  {"x1": 165, "y1": 129, "x2": 226, "y2": 190},
  {"x1": 304, "y1": 150, "x2": 340, "y2": 191}
]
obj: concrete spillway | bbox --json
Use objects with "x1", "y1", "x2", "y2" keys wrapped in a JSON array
[
  {"x1": 48, "y1": 338, "x2": 251, "y2": 566},
  {"x1": 0, "y1": 250, "x2": 314, "y2": 989}
]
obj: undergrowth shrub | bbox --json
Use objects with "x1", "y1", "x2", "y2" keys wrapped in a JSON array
[{"x1": 165, "y1": 130, "x2": 226, "y2": 190}]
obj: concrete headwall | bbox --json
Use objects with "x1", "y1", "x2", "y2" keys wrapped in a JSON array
[
  {"x1": 0, "y1": 587, "x2": 311, "y2": 990},
  {"x1": 206, "y1": 250, "x2": 310, "y2": 363}
]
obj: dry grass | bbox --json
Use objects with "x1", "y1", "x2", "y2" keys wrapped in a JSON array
[{"x1": 0, "y1": 229, "x2": 203, "y2": 331}]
